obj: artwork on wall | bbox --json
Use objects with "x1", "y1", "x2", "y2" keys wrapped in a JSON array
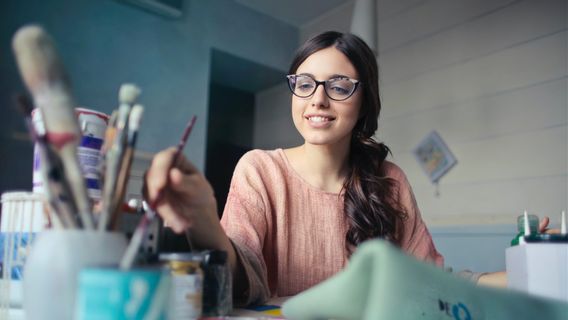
[{"x1": 413, "y1": 131, "x2": 457, "y2": 195}]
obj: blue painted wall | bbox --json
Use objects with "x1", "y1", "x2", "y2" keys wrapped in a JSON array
[{"x1": 0, "y1": 0, "x2": 298, "y2": 194}]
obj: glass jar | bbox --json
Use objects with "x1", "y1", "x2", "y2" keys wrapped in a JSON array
[{"x1": 160, "y1": 253, "x2": 203, "y2": 319}]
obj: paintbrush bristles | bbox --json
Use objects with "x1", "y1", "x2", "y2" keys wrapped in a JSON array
[
  {"x1": 128, "y1": 105, "x2": 144, "y2": 139},
  {"x1": 119, "y1": 84, "x2": 141, "y2": 105},
  {"x1": 12, "y1": 25, "x2": 80, "y2": 138},
  {"x1": 12, "y1": 26, "x2": 69, "y2": 94}
]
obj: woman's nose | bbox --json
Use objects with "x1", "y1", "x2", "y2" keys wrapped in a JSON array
[{"x1": 310, "y1": 84, "x2": 329, "y2": 108}]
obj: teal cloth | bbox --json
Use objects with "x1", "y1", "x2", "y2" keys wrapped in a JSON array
[{"x1": 282, "y1": 240, "x2": 568, "y2": 320}]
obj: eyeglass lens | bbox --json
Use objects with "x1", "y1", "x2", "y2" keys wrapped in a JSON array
[{"x1": 288, "y1": 75, "x2": 357, "y2": 101}]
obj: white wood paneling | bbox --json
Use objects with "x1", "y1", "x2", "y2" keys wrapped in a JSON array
[
  {"x1": 378, "y1": 0, "x2": 517, "y2": 52},
  {"x1": 377, "y1": 0, "x2": 426, "y2": 21},
  {"x1": 381, "y1": 30, "x2": 567, "y2": 118},
  {"x1": 380, "y1": 77, "x2": 568, "y2": 150},
  {"x1": 415, "y1": 174, "x2": 568, "y2": 223},
  {"x1": 380, "y1": 0, "x2": 567, "y2": 83},
  {"x1": 392, "y1": 124, "x2": 567, "y2": 180},
  {"x1": 299, "y1": 1, "x2": 354, "y2": 44}
]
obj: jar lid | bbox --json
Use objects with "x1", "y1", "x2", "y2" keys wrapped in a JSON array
[
  {"x1": 1, "y1": 191, "x2": 44, "y2": 202},
  {"x1": 159, "y1": 252, "x2": 203, "y2": 262}
]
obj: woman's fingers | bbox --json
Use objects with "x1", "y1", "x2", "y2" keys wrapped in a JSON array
[
  {"x1": 145, "y1": 147, "x2": 177, "y2": 201},
  {"x1": 144, "y1": 148, "x2": 218, "y2": 235},
  {"x1": 537, "y1": 216, "x2": 562, "y2": 234},
  {"x1": 170, "y1": 169, "x2": 215, "y2": 203},
  {"x1": 538, "y1": 216, "x2": 550, "y2": 233}
]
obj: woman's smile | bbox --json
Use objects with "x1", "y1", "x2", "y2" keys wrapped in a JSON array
[{"x1": 305, "y1": 113, "x2": 336, "y2": 128}]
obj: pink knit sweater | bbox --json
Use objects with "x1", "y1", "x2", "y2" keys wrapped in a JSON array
[{"x1": 220, "y1": 149, "x2": 443, "y2": 305}]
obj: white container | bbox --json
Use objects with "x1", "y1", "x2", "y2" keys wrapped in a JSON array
[
  {"x1": 0, "y1": 191, "x2": 45, "y2": 314},
  {"x1": 506, "y1": 243, "x2": 568, "y2": 301},
  {"x1": 23, "y1": 230, "x2": 127, "y2": 320},
  {"x1": 32, "y1": 107, "x2": 109, "y2": 199},
  {"x1": 0, "y1": 191, "x2": 45, "y2": 234}
]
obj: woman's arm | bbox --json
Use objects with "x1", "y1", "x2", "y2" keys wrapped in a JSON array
[
  {"x1": 145, "y1": 148, "x2": 241, "y2": 287},
  {"x1": 145, "y1": 148, "x2": 271, "y2": 306}
]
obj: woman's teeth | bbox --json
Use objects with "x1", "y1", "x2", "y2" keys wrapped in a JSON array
[{"x1": 308, "y1": 116, "x2": 331, "y2": 123}]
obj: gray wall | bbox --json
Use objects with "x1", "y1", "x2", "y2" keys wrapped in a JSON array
[{"x1": 0, "y1": 0, "x2": 298, "y2": 194}]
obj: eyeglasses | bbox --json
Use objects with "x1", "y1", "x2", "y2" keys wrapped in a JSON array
[{"x1": 286, "y1": 74, "x2": 361, "y2": 101}]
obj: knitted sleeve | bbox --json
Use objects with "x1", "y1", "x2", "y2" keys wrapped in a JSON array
[
  {"x1": 385, "y1": 162, "x2": 445, "y2": 267},
  {"x1": 220, "y1": 151, "x2": 271, "y2": 306}
]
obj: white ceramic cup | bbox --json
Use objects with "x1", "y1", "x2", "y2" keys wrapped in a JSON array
[{"x1": 23, "y1": 230, "x2": 127, "y2": 320}]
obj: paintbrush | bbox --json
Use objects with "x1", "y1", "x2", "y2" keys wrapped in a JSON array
[
  {"x1": 100, "y1": 110, "x2": 118, "y2": 157},
  {"x1": 120, "y1": 115, "x2": 197, "y2": 270},
  {"x1": 97, "y1": 110, "x2": 117, "y2": 200},
  {"x1": 12, "y1": 25, "x2": 93, "y2": 229},
  {"x1": 149, "y1": 115, "x2": 197, "y2": 210},
  {"x1": 119, "y1": 201, "x2": 154, "y2": 270},
  {"x1": 108, "y1": 104, "x2": 145, "y2": 230},
  {"x1": 98, "y1": 84, "x2": 141, "y2": 231},
  {"x1": 15, "y1": 94, "x2": 77, "y2": 228}
]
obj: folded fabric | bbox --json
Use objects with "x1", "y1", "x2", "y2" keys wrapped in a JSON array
[{"x1": 282, "y1": 240, "x2": 568, "y2": 320}]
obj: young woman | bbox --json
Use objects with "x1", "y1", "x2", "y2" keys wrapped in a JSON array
[{"x1": 145, "y1": 31, "x2": 443, "y2": 306}]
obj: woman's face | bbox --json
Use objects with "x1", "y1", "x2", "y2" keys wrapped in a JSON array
[{"x1": 291, "y1": 47, "x2": 362, "y2": 148}]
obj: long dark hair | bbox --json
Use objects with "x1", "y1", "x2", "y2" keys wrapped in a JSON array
[{"x1": 288, "y1": 31, "x2": 407, "y2": 254}]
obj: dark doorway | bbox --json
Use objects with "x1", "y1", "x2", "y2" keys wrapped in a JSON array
[
  {"x1": 161, "y1": 49, "x2": 284, "y2": 252},
  {"x1": 205, "y1": 49, "x2": 285, "y2": 217},
  {"x1": 206, "y1": 84, "x2": 254, "y2": 214}
]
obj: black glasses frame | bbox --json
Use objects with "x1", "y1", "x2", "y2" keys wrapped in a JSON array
[{"x1": 286, "y1": 74, "x2": 361, "y2": 101}]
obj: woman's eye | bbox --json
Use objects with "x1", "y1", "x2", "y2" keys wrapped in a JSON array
[
  {"x1": 297, "y1": 82, "x2": 314, "y2": 91},
  {"x1": 329, "y1": 85, "x2": 349, "y2": 94}
]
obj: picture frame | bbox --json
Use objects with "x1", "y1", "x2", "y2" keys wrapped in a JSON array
[{"x1": 413, "y1": 131, "x2": 457, "y2": 183}]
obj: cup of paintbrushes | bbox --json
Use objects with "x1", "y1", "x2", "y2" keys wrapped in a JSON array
[{"x1": 23, "y1": 230, "x2": 127, "y2": 320}]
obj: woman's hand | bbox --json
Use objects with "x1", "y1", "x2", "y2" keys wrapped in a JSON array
[
  {"x1": 538, "y1": 216, "x2": 561, "y2": 234},
  {"x1": 145, "y1": 148, "x2": 241, "y2": 281},
  {"x1": 144, "y1": 147, "x2": 227, "y2": 249}
]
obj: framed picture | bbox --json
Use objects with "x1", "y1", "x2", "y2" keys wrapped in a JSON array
[{"x1": 413, "y1": 131, "x2": 457, "y2": 183}]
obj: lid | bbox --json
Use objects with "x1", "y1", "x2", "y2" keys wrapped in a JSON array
[
  {"x1": 75, "y1": 107, "x2": 110, "y2": 122},
  {"x1": 159, "y1": 252, "x2": 203, "y2": 262},
  {"x1": 524, "y1": 234, "x2": 568, "y2": 243},
  {"x1": 1, "y1": 191, "x2": 43, "y2": 202}
]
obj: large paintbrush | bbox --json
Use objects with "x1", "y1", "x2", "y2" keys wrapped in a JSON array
[{"x1": 12, "y1": 25, "x2": 93, "y2": 229}]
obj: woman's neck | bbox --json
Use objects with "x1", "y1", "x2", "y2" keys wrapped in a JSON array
[{"x1": 286, "y1": 141, "x2": 351, "y2": 193}]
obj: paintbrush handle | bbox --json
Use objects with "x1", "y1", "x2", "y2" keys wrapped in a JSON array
[
  {"x1": 149, "y1": 115, "x2": 197, "y2": 210},
  {"x1": 36, "y1": 139, "x2": 79, "y2": 228},
  {"x1": 119, "y1": 208, "x2": 156, "y2": 270},
  {"x1": 108, "y1": 147, "x2": 135, "y2": 230},
  {"x1": 99, "y1": 104, "x2": 131, "y2": 231}
]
